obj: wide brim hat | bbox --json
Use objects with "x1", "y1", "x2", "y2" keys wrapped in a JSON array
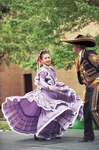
[{"x1": 61, "y1": 37, "x2": 97, "y2": 47}]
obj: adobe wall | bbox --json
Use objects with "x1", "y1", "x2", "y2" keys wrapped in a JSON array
[
  {"x1": 55, "y1": 66, "x2": 85, "y2": 100},
  {"x1": 0, "y1": 63, "x2": 36, "y2": 104},
  {"x1": 0, "y1": 62, "x2": 36, "y2": 117}
]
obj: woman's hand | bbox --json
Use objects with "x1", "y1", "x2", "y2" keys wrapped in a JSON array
[
  {"x1": 59, "y1": 82, "x2": 66, "y2": 86},
  {"x1": 48, "y1": 85, "x2": 52, "y2": 91},
  {"x1": 59, "y1": 82, "x2": 63, "y2": 85}
]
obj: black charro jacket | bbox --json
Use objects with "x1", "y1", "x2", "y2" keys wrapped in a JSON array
[{"x1": 77, "y1": 49, "x2": 99, "y2": 86}]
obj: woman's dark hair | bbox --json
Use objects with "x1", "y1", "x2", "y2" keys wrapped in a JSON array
[{"x1": 40, "y1": 51, "x2": 49, "y2": 60}]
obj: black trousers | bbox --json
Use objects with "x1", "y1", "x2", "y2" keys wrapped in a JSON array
[
  {"x1": 83, "y1": 102, "x2": 95, "y2": 138},
  {"x1": 83, "y1": 83, "x2": 99, "y2": 138}
]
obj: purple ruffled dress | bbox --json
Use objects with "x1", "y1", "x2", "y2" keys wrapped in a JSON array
[{"x1": 2, "y1": 66, "x2": 83, "y2": 139}]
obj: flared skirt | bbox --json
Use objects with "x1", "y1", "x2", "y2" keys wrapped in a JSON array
[{"x1": 2, "y1": 87, "x2": 83, "y2": 138}]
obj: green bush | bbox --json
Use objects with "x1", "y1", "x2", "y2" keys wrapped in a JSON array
[
  {"x1": 0, "y1": 121, "x2": 11, "y2": 130},
  {"x1": 68, "y1": 118, "x2": 96, "y2": 130}
]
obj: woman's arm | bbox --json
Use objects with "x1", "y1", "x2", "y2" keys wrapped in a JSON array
[
  {"x1": 39, "y1": 71, "x2": 50, "y2": 89},
  {"x1": 56, "y1": 82, "x2": 66, "y2": 86}
]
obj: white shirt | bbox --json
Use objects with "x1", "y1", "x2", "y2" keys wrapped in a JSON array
[{"x1": 79, "y1": 50, "x2": 83, "y2": 65}]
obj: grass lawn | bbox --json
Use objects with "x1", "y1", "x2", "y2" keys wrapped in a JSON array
[{"x1": 0, "y1": 121, "x2": 11, "y2": 130}]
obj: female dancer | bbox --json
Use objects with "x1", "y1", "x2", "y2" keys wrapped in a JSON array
[{"x1": 2, "y1": 50, "x2": 83, "y2": 141}]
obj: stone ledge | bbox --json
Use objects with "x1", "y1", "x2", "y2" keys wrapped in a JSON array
[{"x1": 0, "y1": 118, "x2": 6, "y2": 121}]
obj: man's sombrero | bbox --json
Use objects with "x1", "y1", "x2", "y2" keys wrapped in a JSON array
[{"x1": 61, "y1": 34, "x2": 97, "y2": 47}]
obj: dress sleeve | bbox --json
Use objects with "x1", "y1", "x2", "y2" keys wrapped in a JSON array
[
  {"x1": 39, "y1": 71, "x2": 49, "y2": 89},
  {"x1": 88, "y1": 53, "x2": 99, "y2": 71},
  {"x1": 55, "y1": 82, "x2": 66, "y2": 87}
]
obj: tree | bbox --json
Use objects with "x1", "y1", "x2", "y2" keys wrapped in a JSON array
[{"x1": 0, "y1": 0, "x2": 99, "y2": 71}]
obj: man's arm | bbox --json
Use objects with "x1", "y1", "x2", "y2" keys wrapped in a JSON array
[{"x1": 88, "y1": 53, "x2": 99, "y2": 71}]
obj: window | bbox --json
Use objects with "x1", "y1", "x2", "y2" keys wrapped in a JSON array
[{"x1": 24, "y1": 74, "x2": 33, "y2": 93}]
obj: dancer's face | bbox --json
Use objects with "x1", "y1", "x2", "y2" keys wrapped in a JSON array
[
  {"x1": 73, "y1": 44, "x2": 81, "y2": 54},
  {"x1": 73, "y1": 44, "x2": 78, "y2": 54},
  {"x1": 41, "y1": 53, "x2": 51, "y2": 66}
]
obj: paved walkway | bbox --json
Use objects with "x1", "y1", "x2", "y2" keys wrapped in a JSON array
[{"x1": 0, "y1": 129, "x2": 99, "y2": 150}]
